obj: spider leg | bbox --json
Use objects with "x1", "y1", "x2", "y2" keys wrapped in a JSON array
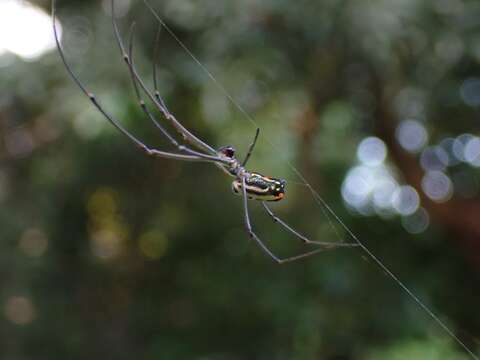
[
  {"x1": 111, "y1": 0, "x2": 217, "y2": 156},
  {"x1": 242, "y1": 128, "x2": 260, "y2": 167},
  {"x1": 52, "y1": 2, "x2": 216, "y2": 164},
  {"x1": 262, "y1": 202, "x2": 360, "y2": 249},
  {"x1": 152, "y1": 25, "x2": 171, "y2": 114},
  {"x1": 241, "y1": 178, "x2": 337, "y2": 264},
  {"x1": 126, "y1": 24, "x2": 228, "y2": 164}
]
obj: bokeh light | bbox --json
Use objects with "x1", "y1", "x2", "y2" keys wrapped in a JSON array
[
  {"x1": 395, "y1": 119, "x2": 428, "y2": 153},
  {"x1": 343, "y1": 137, "x2": 426, "y2": 219},
  {"x1": 90, "y1": 228, "x2": 125, "y2": 260},
  {"x1": 342, "y1": 164, "x2": 401, "y2": 216},
  {"x1": 391, "y1": 186, "x2": 420, "y2": 216},
  {"x1": 460, "y1": 77, "x2": 480, "y2": 107},
  {"x1": 401, "y1": 208, "x2": 430, "y2": 234},
  {"x1": 421, "y1": 171, "x2": 453, "y2": 203},
  {"x1": 420, "y1": 146, "x2": 449, "y2": 172},
  {"x1": 4, "y1": 296, "x2": 36, "y2": 325},
  {"x1": 138, "y1": 230, "x2": 169, "y2": 260},
  {"x1": 463, "y1": 136, "x2": 480, "y2": 167},
  {"x1": 452, "y1": 133, "x2": 475, "y2": 162},
  {"x1": 357, "y1": 137, "x2": 387, "y2": 166},
  {"x1": 87, "y1": 188, "x2": 128, "y2": 261},
  {"x1": 19, "y1": 228, "x2": 49, "y2": 258},
  {"x1": 0, "y1": 0, "x2": 58, "y2": 60},
  {"x1": 394, "y1": 87, "x2": 426, "y2": 119},
  {"x1": 342, "y1": 165, "x2": 379, "y2": 209},
  {"x1": 438, "y1": 137, "x2": 460, "y2": 166},
  {"x1": 73, "y1": 108, "x2": 106, "y2": 140},
  {"x1": 372, "y1": 178, "x2": 399, "y2": 210}
]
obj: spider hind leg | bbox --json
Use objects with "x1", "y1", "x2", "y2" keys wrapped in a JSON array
[{"x1": 240, "y1": 178, "x2": 356, "y2": 264}]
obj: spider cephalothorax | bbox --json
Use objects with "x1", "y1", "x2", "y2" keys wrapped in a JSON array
[{"x1": 218, "y1": 145, "x2": 236, "y2": 158}]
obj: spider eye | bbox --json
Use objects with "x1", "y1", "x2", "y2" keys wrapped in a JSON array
[{"x1": 219, "y1": 146, "x2": 236, "y2": 158}]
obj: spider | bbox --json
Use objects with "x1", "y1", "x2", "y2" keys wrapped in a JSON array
[{"x1": 52, "y1": 0, "x2": 360, "y2": 264}]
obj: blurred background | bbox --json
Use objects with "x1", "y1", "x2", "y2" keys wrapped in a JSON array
[{"x1": 1, "y1": 0, "x2": 480, "y2": 358}]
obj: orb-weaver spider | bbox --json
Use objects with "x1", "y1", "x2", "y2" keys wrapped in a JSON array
[{"x1": 52, "y1": 0, "x2": 359, "y2": 264}]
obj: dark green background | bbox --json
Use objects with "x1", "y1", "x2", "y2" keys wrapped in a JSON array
[{"x1": 1, "y1": 0, "x2": 479, "y2": 359}]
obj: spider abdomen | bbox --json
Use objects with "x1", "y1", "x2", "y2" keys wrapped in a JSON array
[{"x1": 232, "y1": 173, "x2": 286, "y2": 201}]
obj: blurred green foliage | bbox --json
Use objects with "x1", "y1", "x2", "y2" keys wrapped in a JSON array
[{"x1": 0, "y1": 0, "x2": 479, "y2": 359}]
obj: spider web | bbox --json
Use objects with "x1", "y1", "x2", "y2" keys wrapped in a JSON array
[{"x1": 141, "y1": 1, "x2": 478, "y2": 358}]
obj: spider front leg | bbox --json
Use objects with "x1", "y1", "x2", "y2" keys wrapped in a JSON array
[
  {"x1": 242, "y1": 128, "x2": 260, "y2": 167},
  {"x1": 261, "y1": 202, "x2": 360, "y2": 250},
  {"x1": 240, "y1": 177, "x2": 331, "y2": 264},
  {"x1": 124, "y1": 24, "x2": 227, "y2": 164},
  {"x1": 152, "y1": 26, "x2": 172, "y2": 116},
  {"x1": 111, "y1": 0, "x2": 217, "y2": 156},
  {"x1": 52, "y1": 3, "x2": 221, "y2": 165}
]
